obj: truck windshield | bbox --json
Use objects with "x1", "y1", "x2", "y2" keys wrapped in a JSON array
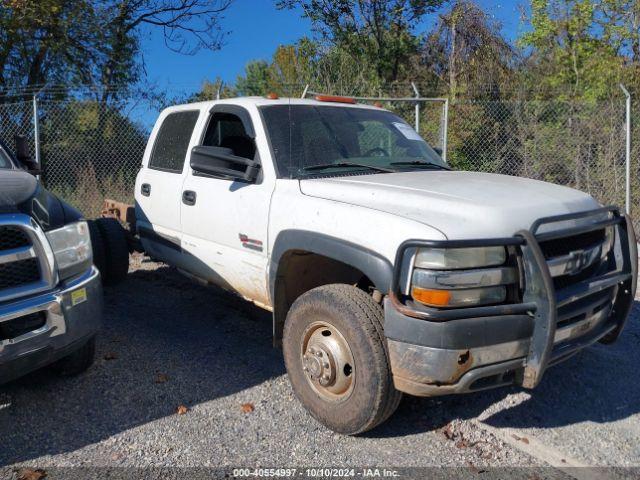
[{"x1": 260, "y1": 105, "x2": 447, "y2": 178}]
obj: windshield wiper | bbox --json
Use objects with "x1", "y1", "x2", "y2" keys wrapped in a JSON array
[
  {"x1": 390, "y1": 160, "x2": 450, "y2": 170},
  {"x1": 303, "y1": 162, "x2": 394, "y2": 173}
]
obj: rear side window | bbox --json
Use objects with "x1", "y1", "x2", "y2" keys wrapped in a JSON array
[{"x1": 149, "y1": 110, "x2": 199, "y2": 173}]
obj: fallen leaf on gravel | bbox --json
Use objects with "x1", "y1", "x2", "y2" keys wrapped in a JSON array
[
  {"x1": 241, "y1": 403, "x2": 255, "y2": 413},
  {"x1": 155, "y1": 373, "x2": 169, "y2": 384},
  {"x1": 176, "y1": 405, "x2": 189, "y2": 415},
  {"x1": 455, "y1": 439, "x2": 468, "y2": 449},
  {"x1": 103, "y1": 352, "x2": 118, "y2": 360},
  {"x1": 512, "y1": 434, "x2": 530, "y2": 444},
  {"x1": 466, "y1": 461, "x2": 486, "y2": 474},
  {"x1": 16, "y1": 468, "x2": 46, "y2": 480},
  {"x1": 441, "y1": 422, "x2": 455, "y2": 440}
]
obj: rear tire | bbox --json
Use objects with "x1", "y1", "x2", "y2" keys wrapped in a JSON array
[
  {"x1": 52, "y1": 337, "x2": 96, "y2": 377},
  {"x1": 283, "y1": 284, "x2": 402, "y2": 435},
  {"x1": 96, "y1": 217, "x2": 129, "y2": 285}
]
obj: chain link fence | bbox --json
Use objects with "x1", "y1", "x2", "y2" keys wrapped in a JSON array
[
  {"x1": 0, "y1": 101, "x2": 36, "y2": 158},
  {"x1": 1, "y1": 97, "x2": 149, "y2": 217},
  {"x1": 0, "y1": 88, "x2": 636, "y2": 231},
  {"x1": 446, "y1": 98, "x2": 631, "y2": 209}
]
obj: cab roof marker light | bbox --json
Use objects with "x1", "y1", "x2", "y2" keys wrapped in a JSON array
[{"x1": 315, "y1": 95, "x2": 357, "y2": 104}]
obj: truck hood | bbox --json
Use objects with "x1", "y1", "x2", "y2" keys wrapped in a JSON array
[
  {"x1": 0, "y1": 169, "x2": 82, "y2": 231},
  {"x1": 299, "y1": 171, "x2": 602, "y2": 239}
]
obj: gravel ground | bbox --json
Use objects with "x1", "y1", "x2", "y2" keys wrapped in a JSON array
[{"x1": 0, "y1": 257, "x2": 638, "y2": 476}]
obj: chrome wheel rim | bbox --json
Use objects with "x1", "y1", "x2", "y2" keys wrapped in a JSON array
[{"x1": 301, "y1": 321, "x2": 355, "y2": 402}]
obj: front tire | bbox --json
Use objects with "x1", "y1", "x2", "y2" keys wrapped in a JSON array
[
  {"x1": 283, "y1": 284, "x2": 401, "y2": 435},
  {"x1": 52, "y1": 337, "x2": 96, "y2": 377}
]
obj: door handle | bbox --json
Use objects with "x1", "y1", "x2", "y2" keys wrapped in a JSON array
[
  {"x1": 141, "y1": 183, "x2": 151, "y2": 197},
  {"x1": 182, "y1": 190, "x2": 197, "y2": 206}
]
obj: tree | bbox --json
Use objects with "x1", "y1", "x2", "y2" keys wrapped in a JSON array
[
  {"x1": 236, "y1": 61, "x2": 273, "y2": 95},
  {"x1": 599, "y1": 0, "x2": 640, "y2": 63},
  {"x1": 276, "y1": 0, "x2": 445, "y2": 84},
  {"x1": 230, "y1": 38, "x2": 381, "y2": 97},
  {"x1": 94, "y1": 0, "x2": 234, "y2": 104},
  {"x1": 0, "y1": 1, "x2": 99, "y2": 98},
  {"x1": 0, "y1": 0, "x2": 234, "y2": 103},
  {"x1": 519, "y1": 0, "x2": 622, "y2": 100},
  {"x1": 422, "y1": 0, "x2": 516, "y2": 99}
]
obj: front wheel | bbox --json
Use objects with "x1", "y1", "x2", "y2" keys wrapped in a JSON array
[
  {"x1": 51, "y1": 336, "x2": 96, "y2": 376},
  {"x1": 283, "y1": 284, "x2": 401, "y2": 435}
]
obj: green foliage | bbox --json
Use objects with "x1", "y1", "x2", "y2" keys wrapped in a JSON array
[
  {"x1": 276, "y1": 0, "x2": 445, "y2": 84},
  {"x1": 236, "y1": 61, "x2": 273, "y2": 95},
  {"x1": 519, "y1": 0, "x2": 624, "y2": 100},
  {"x1": 422, "y1": 1, "x2": 516, "y2": 100},
  {"x1": 232, "y1": 38, "x2": 383, "y2": 97},
  {"x1": 0, "y1": 1, "x2": 233, "y2": 103}
]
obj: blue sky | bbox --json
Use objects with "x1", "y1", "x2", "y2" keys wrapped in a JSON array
[{"x1": 141, "y1": 0, "x2": 527, "y2": 97}]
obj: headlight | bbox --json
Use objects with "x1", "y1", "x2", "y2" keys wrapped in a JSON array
[
  {"x1": 410, "y1": 246, "x2": 515, "y2": 308},
  {"x1": 415, "y1": 246, "x2": 506, "y2": 269},
  {"x1": 46, "y1": 221, "x2": 92, "y2": 280}
]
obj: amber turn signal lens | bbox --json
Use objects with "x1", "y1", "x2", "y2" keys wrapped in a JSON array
[{"x1": 411, "y1": 287, "x2": 451, "y2": 307}]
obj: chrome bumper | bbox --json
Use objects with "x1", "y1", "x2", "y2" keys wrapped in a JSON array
[
  {"x1": 0, "y1": 267, "x2": 103, "y2": 383},
  {"x1": 385, "y1": 207, "x2": 637, "y2": 397}
]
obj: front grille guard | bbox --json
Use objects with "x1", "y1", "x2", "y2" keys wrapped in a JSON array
[{"x1": 389, "y1": 206, "x2": 638, "y2": 389}]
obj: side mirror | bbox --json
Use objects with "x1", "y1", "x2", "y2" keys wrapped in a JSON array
[
  {"x1": 14, "y1": 135, "x2": 41, "y2": 175},
  {"x1": 433, "y1": 147, "x2": 443, "y2": 156},
  {"x1": 190, "y1": 145, "x2": 259, "y2": 183}
]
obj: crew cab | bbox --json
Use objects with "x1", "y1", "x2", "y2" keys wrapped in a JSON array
[{"x1": 135, "y1": 96, "x2": 637, "y2": 434}]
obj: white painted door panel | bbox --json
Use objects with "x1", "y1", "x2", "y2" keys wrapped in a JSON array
[
  {"x1": 180, "y1": 176, "x2": 273, "y2": 306},
  {"x1": 135, "y1": 107, "x2": 204, "y2": 265},
  {"x1": 179, "y1": 105, "x2": 274, "y2": 307}
]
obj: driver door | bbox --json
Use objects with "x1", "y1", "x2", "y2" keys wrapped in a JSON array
[{"x1": 179, "y1": 105, "x2": 274, "y2": 307}]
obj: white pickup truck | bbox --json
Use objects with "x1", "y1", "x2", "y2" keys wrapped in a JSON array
[{"x1": 134, "y1": 95, "x2": 637, "y2": 434}]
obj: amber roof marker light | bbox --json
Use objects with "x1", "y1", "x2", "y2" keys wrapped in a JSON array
[
  {"x1": 265, "y1": 93, "x2": 279, "y2": 100},
  {"x1": 315, "y1": 95, "x2": 357, "y2": 104}
]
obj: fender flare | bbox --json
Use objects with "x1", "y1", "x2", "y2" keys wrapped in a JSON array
[
  {"x1": 269, "y1": 230, "x2": 393, "y2": 342},
  {"x1": 269, "y1": 230, "x2": 393, "y2": 299}
]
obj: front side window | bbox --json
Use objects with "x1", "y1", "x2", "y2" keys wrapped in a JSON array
[
  {"x1": 202, "y1": 112, "x2": 256, "y2": 159},
  {"x1": 260, "y1": 105, "x2": 446, "y2": 178},
  {"x1": 149, "y1": 110, "x2": 200, "y2": 173}
]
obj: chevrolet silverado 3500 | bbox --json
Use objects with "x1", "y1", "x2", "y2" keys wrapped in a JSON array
[{"x1": 134, "y1": 96, "x2": 637, "y2": 434}]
